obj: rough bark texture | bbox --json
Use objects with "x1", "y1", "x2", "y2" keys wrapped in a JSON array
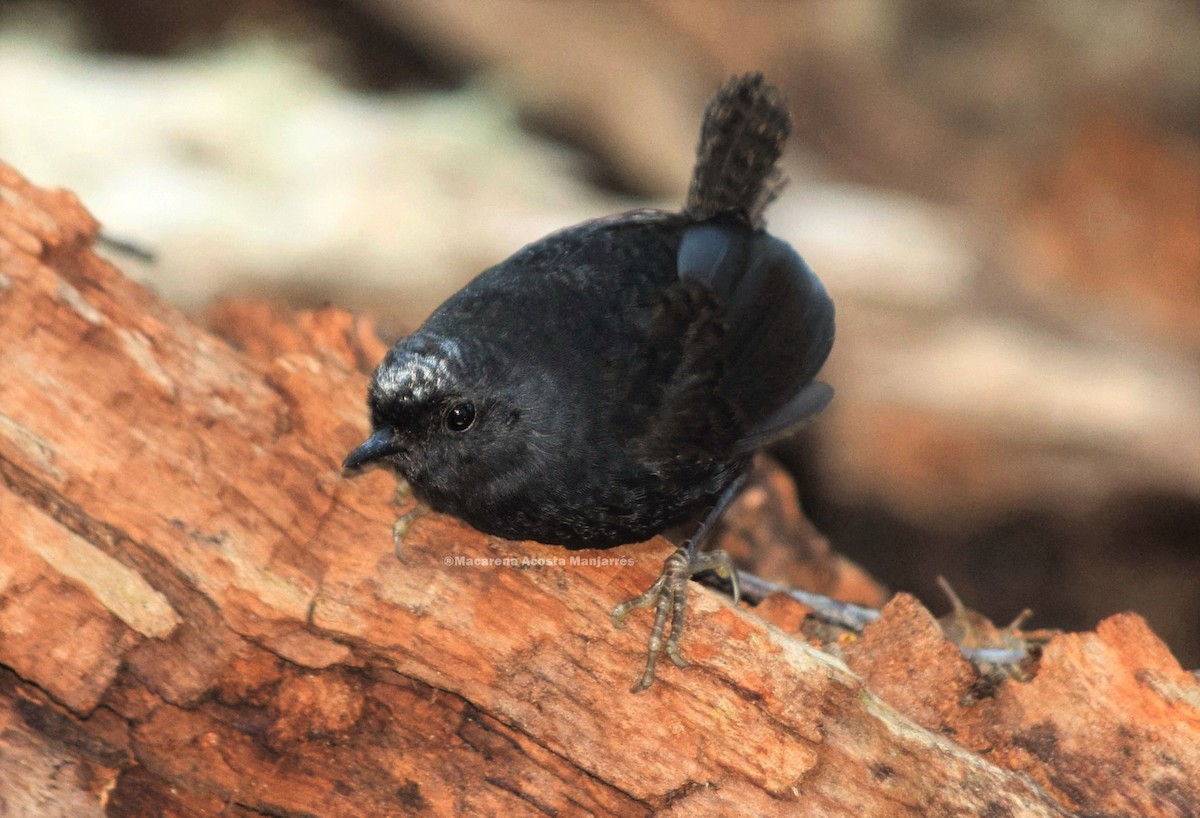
[{"x1": 1, "y1": 163, "x2": 1198, "y2": 818}]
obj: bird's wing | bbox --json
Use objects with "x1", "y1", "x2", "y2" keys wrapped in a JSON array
[
  {"x1": 729, "y1": 380, "x2": 833, "y2": 454},
  {"x1": 677, "y1": 219, "x2": 836, "y2": 452},
  {"x1": 613, "y1": 276, "x2": 740, "y2": 465}
]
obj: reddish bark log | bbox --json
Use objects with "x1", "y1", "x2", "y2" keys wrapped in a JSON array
[{"x1": 2, "y1": 163, "x2": 1197, "y2": 817}]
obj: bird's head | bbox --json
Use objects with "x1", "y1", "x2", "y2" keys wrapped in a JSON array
[{"x1": 343, "y1": 333, "x2": 530, "y2": 496}]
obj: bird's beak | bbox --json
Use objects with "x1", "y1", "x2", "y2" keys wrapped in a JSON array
[{"x1": 343, "y1": 428, "x2": 398, "y2": 470}]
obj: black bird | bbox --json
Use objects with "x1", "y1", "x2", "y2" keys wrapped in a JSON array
[{"x1": 344, "y1": 73, "x2": 835, "y2": 691}]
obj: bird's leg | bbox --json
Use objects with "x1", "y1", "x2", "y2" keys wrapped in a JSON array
[
  {"x1": 391, "y1": 480, "x2": 428, "y2": 559},
  {"x1": 611, "y1": 473, "x2": 746, "y2": 692}
]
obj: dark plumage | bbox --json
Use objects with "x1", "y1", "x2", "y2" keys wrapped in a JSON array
[{"x1": 345, "y1": 73, "x2": 835, "y2": 690}]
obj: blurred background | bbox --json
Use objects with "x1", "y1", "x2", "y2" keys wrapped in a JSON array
[{"x1": 2, "y1": 0, "x2": 1197, "y2": 663}]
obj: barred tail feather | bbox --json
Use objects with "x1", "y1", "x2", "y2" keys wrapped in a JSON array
[{"x1": 684, "y1": 73, "x2": 791, "y2": 229}]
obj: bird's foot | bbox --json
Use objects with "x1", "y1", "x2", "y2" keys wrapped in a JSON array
[
  {"x1": 391, "y1": 481, "x2": 427, "y2": 559},
  {"x1": 611, "y1": 544, "x2": 740, "y2": 692}
]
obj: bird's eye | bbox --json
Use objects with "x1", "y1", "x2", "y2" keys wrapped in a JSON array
[{"x1": 445, "y1": 401, "x2": 476, "y2": 432}]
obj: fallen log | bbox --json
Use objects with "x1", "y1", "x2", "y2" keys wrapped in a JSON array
[{"x1": 1, "y1": 163, "x2": 1197, "y2": 817}]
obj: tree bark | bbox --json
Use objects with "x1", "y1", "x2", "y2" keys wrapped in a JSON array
[{"x1": 1, "y1": 162, "x2": 1197, "y2": 817}]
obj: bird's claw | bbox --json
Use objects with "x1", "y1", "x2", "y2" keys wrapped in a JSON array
[
  {"x1": 612, "y1": 544, "x2": 739, "y2": 692},
  {"x1": 391, "y1": 484, "x2": 427, "y2": 559}
]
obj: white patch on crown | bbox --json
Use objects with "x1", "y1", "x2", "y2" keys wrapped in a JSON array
[{"x1": 377, "y1": 334, "x2": 462, "y2": 403}]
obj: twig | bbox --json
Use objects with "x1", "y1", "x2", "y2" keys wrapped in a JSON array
[{"x1": 735, "y1": 570, "x2": 881, "y2": 632}]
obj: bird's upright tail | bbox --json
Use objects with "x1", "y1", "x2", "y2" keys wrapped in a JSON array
[{"x1": 684, "y1": 73, "x2": 791, "y2": 229}]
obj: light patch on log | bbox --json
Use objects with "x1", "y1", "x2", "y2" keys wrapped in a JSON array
[
  {"x1": 115, "y1": 328, "x2": 177, "y2": 396},
  {"x1": 205, "y1": 536, "x2": 317, "y2": 622},
  {"x1": 0, "y1": 187, "x2": 46, "y2": 256},
  {"x1": 264, "y1": 628, "x2": 356, "y2": 669},
  {"x1": 13, "y1": 496, "x2": 180, "y2": 639},
  {"x1": 0, "y1": 411, "x2": 65, "y2": 482},
  {"x1": 56, "y1": 279, "x2": 104, "y2": 326}
]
